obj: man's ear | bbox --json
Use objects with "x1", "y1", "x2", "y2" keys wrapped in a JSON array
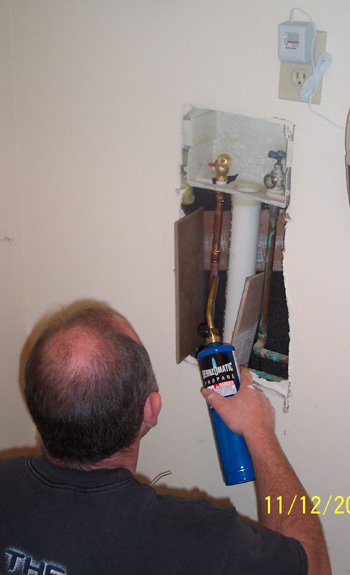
[{"x1": 139, "y1": 392, "x2": 162, "y2": 438}]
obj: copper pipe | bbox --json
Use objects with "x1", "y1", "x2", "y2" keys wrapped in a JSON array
[
  {"x1": 209, "y1": 190, "x2": 225, "y2": 286},
  {"x1": 253, "y1": 205, "x2": 289, "y2": 364},
  {"x1": 260, "y1": 206, "x2": 279, "y2": 334},
  {"x1": 209, "y1": 154, "x2": 231, "y2": 287}
]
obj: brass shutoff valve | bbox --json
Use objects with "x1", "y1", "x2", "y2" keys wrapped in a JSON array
[{"x1": 214, "y1": 154, "x2": 232, "y2": 183}]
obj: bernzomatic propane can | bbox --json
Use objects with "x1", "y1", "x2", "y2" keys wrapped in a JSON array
[{"x1": 198, "y1": 341, "x2": 255, "y2": 485}]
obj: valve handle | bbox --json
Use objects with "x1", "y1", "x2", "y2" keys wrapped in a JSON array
[{"x1": 268, "y1": 150, "x2": 286, "y2": 162}]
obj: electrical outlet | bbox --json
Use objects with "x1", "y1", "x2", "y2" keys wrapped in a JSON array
[
  {"x1": 278, "y1": 30, "x2": 327, "y2": 104},
  {"x1": 291, "y1": 68, "x2": 309, "y2": 86}
]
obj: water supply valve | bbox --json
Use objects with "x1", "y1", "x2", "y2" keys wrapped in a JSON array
[
  {"x1": 208, "y1": 154, "x2": 232, "y2": 184},
  {"x1": 264, "y1": 150, "x2": 286, "y2": 193}
]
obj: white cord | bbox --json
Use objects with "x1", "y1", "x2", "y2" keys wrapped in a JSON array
[
  {"x1": 300, "y1": 52, "x2": 344, "y2": 128},
  {"x1": 289, "y1": 7, "x2": 314, "y2": 23},
  {"x1": 299, "y1": 52, "x2": 332, "y2": 101}
]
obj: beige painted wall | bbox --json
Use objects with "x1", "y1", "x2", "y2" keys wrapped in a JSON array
[
  {"x1": 0, "y1": 1, "x2": 33, "y2": 451},
  {"x1": 1, "y1": 0, "x2": 350, "y2": 571}
]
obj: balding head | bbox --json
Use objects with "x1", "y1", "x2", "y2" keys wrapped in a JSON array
[{"x1": 24, "y1": 306, "x2": 158, "y2": 468}]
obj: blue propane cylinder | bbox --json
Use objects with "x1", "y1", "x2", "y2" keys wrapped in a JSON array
[{"x1": 198, "y1": 342, "x2": 255, "y2": 486}]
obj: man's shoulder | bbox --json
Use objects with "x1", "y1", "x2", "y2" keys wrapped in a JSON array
[
  {"x1": 141, "y1": 484, "x2": 239, "y2": 531},
  {"x1": 157, "y1": 491, "x2": 237, "y2": 517},
  {"x1": 0, "y1": 456, "x2": 27, "y2": 472},
  {"x1": 0, "y1": 457, "x2": 29, "y2": 494}
]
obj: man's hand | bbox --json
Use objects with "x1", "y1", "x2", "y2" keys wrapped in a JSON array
[{"x1": 201, "y1": 367, "x2": 275, "y2": 442}]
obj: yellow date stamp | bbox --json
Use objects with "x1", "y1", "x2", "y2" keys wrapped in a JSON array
[{"x1": 265, "y1": 495, "x2": 350, "y2": 515}]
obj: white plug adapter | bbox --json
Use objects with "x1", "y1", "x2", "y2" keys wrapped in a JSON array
[{"x1": 278, "y1": 20, "x2": 315, "y2": 64}]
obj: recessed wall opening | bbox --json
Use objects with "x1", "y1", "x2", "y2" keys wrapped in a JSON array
[{"x1": 175, "y1": 107, "x2": 294, "y2": 384}]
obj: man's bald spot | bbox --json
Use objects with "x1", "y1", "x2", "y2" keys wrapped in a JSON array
[
  {"x1": 39, "y1": 312, "x2": 141, "y2": 393},
  {"x1": 46, "y1": 327, "x2": 104, "y2": 380}
]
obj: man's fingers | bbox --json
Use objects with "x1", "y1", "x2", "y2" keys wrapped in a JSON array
[
  {"x1": 200, "y1": 386, "x2": 217, "y2": 405},
  {"x1": 238, "y1": 366, "x2": 253, "y2": 388},
  {"x1": 201, "y1": 387, "x2": 235, "y2": 419}
]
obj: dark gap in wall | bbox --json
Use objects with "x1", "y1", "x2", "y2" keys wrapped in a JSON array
[
  {"x1": 248, "y1": 272, "x2": 289, "y2": 380},
  {"x1": 182, "y1": 188, "x2": 232, "y2": 213},
  {"x1": 182, "y1": 187, "x2": 289, "y2": 379}
]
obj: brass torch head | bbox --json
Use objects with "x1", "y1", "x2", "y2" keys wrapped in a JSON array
[
  {"x1": 205, "y1": 276, "x2": 222, "y2": 345},
  {"x1": 215, "y1": 154, "x2": 232, "y2": 183}
]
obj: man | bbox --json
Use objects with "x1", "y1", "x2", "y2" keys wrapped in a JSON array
[{"x1": 0, "y1": 304, "x2": 331, "y2": 575}]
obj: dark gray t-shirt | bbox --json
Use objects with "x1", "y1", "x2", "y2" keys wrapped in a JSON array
[{"x1": 0, "y1": 457, "x2": 307, "y2": 574}]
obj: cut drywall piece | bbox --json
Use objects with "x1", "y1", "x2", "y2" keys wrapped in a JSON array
[
  {"x1": 231, "y1": 272, "x2": 265, "y2": 365},
  {"x1": 174, "y1": 208, "x2": 205, "y2": 363}
]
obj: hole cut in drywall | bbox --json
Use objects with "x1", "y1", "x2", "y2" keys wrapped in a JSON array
[
  {"x1": 179, "y1": 192, "x2": 289, "y2": 380},
  {"x1": 176, "y1": 106, "x2": 294, "y2": 382}
]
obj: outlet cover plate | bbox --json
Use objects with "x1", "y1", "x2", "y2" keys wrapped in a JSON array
[{"x1": 278, "y1": 30, "x2": 327, "y2": 104}]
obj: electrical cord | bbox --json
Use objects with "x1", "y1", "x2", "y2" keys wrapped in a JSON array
[
  {"x1": 300, "y1": 51, "x2": 344, "y2": 128},
  {"x1": 299, "y1": 52, "x2": 332, "y2": 101},
  {"x1": 289, "y1": 7, "x2": 344, "y2": 130}
]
